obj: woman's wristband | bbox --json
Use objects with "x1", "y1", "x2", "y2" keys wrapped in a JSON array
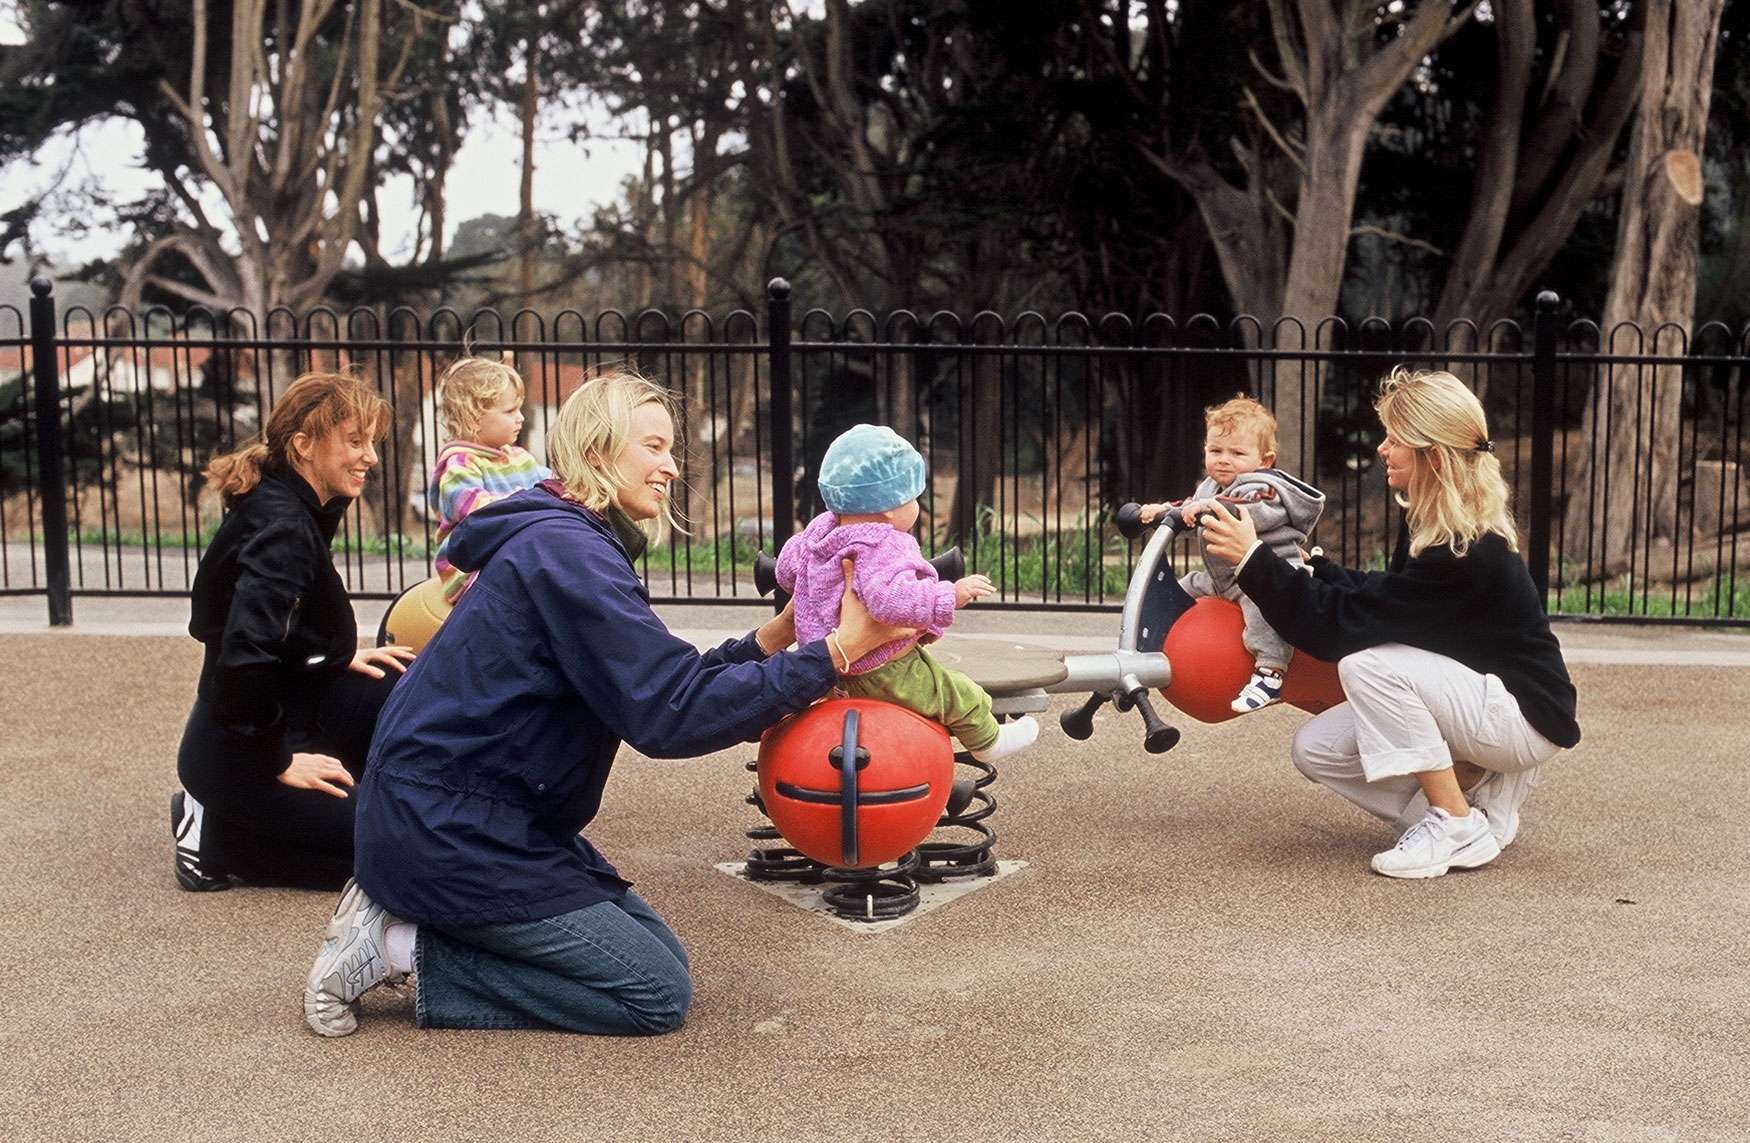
[
  {"x1": 826, "y1": 629, "x2": 854, "y2": 673},
  {"x1": 1234, "y1": 539, "x2": 1266, "y2": 574}
]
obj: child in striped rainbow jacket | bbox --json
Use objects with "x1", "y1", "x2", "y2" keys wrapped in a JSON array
[{"x1": 430, "y1": 357, "x2": 552, "y2": 602}]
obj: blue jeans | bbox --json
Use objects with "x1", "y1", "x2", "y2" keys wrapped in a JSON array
[{"x1": 414, "y1": 890, "x2": 693, "y2": 1034}]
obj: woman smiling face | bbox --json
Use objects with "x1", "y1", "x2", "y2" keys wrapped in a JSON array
[
  {"x1": 293, "y1": 416, "x2": 378, "y2": 504},
  {"x1": 609, "y1": 401, "x2": 680, "y2": 521}
]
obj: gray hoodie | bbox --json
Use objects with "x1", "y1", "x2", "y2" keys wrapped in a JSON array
[{"x1": 1187, "y1": 468, "x2": 1326, "y2": 592}]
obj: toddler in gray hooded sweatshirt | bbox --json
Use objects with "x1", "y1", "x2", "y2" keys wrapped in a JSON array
[{"x1": 1140, "y1": 396, "x2": 1326, "y2": 713}]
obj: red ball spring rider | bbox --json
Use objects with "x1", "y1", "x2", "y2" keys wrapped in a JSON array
[
  {"x1": 1160, "y1": 597, "x2": 1344, "y2": 723},
  {"x1": 756, "y1": 698, "x2": 955, "y2": 869}
]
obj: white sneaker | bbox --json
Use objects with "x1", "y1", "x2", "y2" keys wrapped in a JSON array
[
  {"x1": 303, "y1": 878, "x2": 403, "y2": 1037},
  {"x1": 1230, "y1": 668, "x2": 1285, "y2": 714},
  {"x1": 970, "y1": 716, "x2": 1039, "y2": 762},
  {"x1": 1370, "y1": 806, "x2": 1501, "y2": 879},
  {"x1": 1466, "y1": 768, "x2": 1539, "y2": 848}
]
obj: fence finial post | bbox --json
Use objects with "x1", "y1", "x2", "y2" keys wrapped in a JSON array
[
  {"x1": 27, "y1": 277, "x2": 73, "y2": 627},
  {"x1": 1529, "y1": 289, "x2": 1559, "y2": 610},
  {"x1": 766, "y1": 278, "x2": 795, "y2": 613}
]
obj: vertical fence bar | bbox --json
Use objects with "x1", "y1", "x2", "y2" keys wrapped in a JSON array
[
  {"x1": 766, "y1": 278, "x2": 795, "y2": 613},
  {"x1": 27, "y1": 278, "x2": 72, "y2": 626},
  {"x1": 1529, "y1": 290, "x2": 1559, "y2": 608}
]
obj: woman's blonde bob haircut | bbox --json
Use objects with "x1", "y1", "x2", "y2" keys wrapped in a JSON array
[
  {"x1": 205, "y1": 372, "x2": 389, "y2": 505},
  {"x1": 1375, "y1": 366, "x2": 1517, "y2": 557},
  {"x1": 546, "y1": 366, "x2": 684, "y2": 541},
  {"x1": 437, "y1": 355, "x2": 526, "y2": 441}
]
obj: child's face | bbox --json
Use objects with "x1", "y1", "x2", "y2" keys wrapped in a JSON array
[
  {"x1": 884, "y1": 499, "x2": 921, "y2": 532},
  {"x1": 475, "y1": 387, "x2": 525, "y2": 449},
  {"x1": 1203, "y1": 429, "x2": 1272, "y2": 488}
]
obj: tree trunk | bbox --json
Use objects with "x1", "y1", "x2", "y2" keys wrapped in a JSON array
[
  {"x1": 518, "y1": 40, "x2": 539, "y2": 310},
  {"x1": 1273, "y1": 108, "x2": 1373, "y2": 473},
  {"x1": 1433, "y1": 0, "x2": 1643, "y2": 334},
  {"x1": 1562, "y1": 0, "x2": 1724, "y2": 584}
]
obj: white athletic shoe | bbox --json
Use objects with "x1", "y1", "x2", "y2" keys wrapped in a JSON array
[
  {"x1": 303, "y1": 878, "x2": 403, "y2": 1037},
  {"x1": 1466, "y1": 767, "x2": 1540, "y2": 849},
  {"x1": 1230, "y1": 667, "x2": 1285, "y2": 714},
  {"x1": 1370, "y1": 806, "x2": 1501, "y2": 879},
  {"x1": 970, "y1": 716, "x2": 1040, "y2": 762}
]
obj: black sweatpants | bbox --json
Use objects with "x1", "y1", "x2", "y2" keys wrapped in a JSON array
[{"x1": 177, "y1": 669, "x2": 398, "y2": 890}]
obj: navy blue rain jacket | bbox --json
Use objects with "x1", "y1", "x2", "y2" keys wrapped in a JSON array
[{"x1": 354, "y1": 486, "x2": 838, "y2": 926}]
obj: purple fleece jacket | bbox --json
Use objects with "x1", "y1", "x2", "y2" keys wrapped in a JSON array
[{"x1": 775, "y1": 511, "x2": 959, "y2": 674}]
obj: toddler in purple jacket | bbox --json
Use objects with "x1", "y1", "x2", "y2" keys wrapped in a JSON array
[{"x1": 775, "y1": 424, "x2": 1039, "y2": 761}]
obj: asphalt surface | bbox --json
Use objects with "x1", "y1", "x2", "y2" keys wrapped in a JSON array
[{"x1": 1, "y1": 609, "x2": 1746, "y2": 1142}]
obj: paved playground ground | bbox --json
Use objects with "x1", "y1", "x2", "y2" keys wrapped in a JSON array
[{"x1": 1, "y1": 604, "x2": 1745, "y2": 1142}]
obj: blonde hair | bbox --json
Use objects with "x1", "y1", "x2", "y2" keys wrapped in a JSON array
[
  {"x1": 438, "y1": 356, "x2": 526, "y2": 441},
  {"x1": 546, "y1": 366, "x2": 684, "y2": 542},
  {"x1": 1205, "y1": 395, "x2": 1278, "y2": 459},
  {"x1": 205, "y1": 372, "x2": 389, "y2": 505},
  {"x1": 1375, "y1": 366, "x2": 1517, "y2": 557}
]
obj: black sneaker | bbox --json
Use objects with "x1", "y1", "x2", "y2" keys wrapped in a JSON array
[{"x1": 171, "y1": 791, "x2": 230, "y2": 892}]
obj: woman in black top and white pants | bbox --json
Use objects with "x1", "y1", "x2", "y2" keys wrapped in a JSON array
[
  {"x1": 173, "y1": 373, "x2": 415, "y2": 891},
  {"x1": 1201, "y1": 367, "x2": 1580, "y2": 879}
]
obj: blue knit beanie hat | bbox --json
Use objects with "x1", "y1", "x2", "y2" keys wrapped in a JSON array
[{"x1": 818, "y1": 424, "x2": 926, "y2": 514}]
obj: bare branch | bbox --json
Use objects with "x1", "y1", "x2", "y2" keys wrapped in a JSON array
[
  {"x1": 1264, "y1": 0, "x2": 1310, "y2": 104},
  {"x1": 1247, "y1": 46, "x2": 1300, "y2": 95},
  {"x1": 1350, "y1": 224, "x2": 1445, "y2": 256},
  {"x1": 1242, "y1": 87, "x2": 1307, "y2": 175},
  {"x1": 160, "y1": 0, "x2": 240, "y2": 208},
  {"x1": 1264, "y1": 184, "x2": 1298, "y2": 229}
]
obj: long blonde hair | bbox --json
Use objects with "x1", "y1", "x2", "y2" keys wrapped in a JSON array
[
  {"x1": 205, "y1": 372, "x2": 389, "y2": 505},
  {"x1": 546, "y1": 366, "x2": 684, "y2": 541},
  {"x1": 1375, "y1": 366, "x2": 1517, "y2": 557}
]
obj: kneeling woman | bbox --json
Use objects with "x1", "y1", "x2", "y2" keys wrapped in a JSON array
[
  {"x1": 1201, "y1": 367, "x2": 1580, "y2": 879},
  {"x1": 303, "y1": 369, "x2": 911, "y2": 1037},
  {"x1": 173, "y1": 373, "x2": 415, "y2": 891}
]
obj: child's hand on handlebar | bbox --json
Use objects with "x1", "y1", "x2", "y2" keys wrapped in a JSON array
[
  {"x1": 1138, "y1": 502, "x2": 1167, "y2": 525},
  {"x1": 1180, "y1": 500, "x2": 1204, "y2": 526},
  {"x1": 954, "y1": 574, "x2": 996, "y2": 607}
]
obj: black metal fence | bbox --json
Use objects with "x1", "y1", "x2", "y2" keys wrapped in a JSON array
[{"x1": 5, "y1": 277, "x2": 1748, "y2": 625}]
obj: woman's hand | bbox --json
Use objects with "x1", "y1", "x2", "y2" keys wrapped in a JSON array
[
  {"x1": 349, "y1": 644, "x2": 416, "y2": 679},
  {"x1": 1199, "y1": 499, "x2": 1259, "y2": 565},
  {"x1": 277, "y1": 752, "x2": 355, "y2": 798},
  {"x1": 755, "y1": 598, "x2": 798, "y2": 656},
  {"x1": 833, "y1": 558, "x2": 917, "y2": 672},
  {"x1": 954, "y1": 574, "x2": 995, "y2": 607}
]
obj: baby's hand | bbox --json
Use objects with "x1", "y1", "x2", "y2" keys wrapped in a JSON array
[
  {"x1": 1138, "y1": 502, "x2": 1167, "y2": 525},
  {"x1": 1180, "y1": 500, "x2": 1203, "y2": 526},
  {"x1": 954, "y1": 574, "x2": 996, "y2": 607}
]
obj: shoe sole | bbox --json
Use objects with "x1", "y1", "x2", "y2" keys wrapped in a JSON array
[
  {"x1": 1371, "y1": 831, "x2": 1503, "y2": 879},
  {"x1": 304, "y1": 881, "x2": 369, "y2": 1037}
]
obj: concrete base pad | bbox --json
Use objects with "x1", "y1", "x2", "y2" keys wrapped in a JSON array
[{"x1": 714, "y1": 859, "x2": 1028, "y2": 932}]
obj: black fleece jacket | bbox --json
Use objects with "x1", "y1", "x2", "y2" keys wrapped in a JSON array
[
  {"x1": 1236, "y1": 525, "x2": 1580, "y2": 749},
  {"x1": 187, "y1": 465, "x2": 360, "y2": 777}
]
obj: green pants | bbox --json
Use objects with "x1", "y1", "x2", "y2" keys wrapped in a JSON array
[{"x1": 842, "y1": 645, "x2": 1000, "y2": 752}]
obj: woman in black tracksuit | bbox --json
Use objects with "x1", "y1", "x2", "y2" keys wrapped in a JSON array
[
  {"x1": 1202, "y1": 367, "x2": 1580, "y2": 880},
  {"x1": 171, "y1": 372, "x2": 415, "y2": 891}
]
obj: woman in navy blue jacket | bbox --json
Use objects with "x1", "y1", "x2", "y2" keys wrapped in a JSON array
[{"x1": 303, "y1": 369, "x2": 912, "y2": 1037}]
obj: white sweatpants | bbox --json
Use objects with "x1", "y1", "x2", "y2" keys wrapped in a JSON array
[{"x1": 1291, "y1": 643, "x2": 1562, "y2": 830}]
